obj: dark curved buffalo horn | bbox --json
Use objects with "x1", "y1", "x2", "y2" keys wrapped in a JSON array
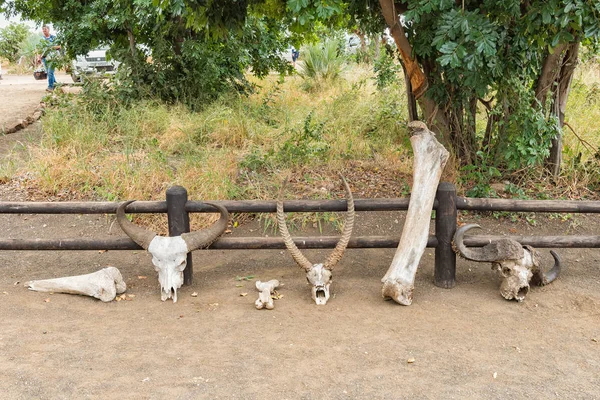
[
  {"x1": 116, "y1": 200, "x2": 157, "y2": 250},
  {"x1": 453, "y1": 223, "x2": 525, "y2": 262},
  {"x1": 181, "y1": 202, "x2": 229, "y2": 251},
  {"x1": 531, "y1": 250, "x2": 562, "y2": 286}
]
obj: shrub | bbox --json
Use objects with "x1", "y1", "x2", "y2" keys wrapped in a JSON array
[{"x1": 297, "y1": 39, "x2": 345, "y2": 90}]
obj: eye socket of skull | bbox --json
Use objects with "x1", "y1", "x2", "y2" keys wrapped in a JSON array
[{"x1": 501, "y1": 265, "x2": 512, "y2": 277}]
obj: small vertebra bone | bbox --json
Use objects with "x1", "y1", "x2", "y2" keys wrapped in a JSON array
[
  {"x1": 26, "y1": 267, "x2": 126, "y2": 302},
  {"x1": 255, "y1": 279, "x2": 280, "y2": 310}
]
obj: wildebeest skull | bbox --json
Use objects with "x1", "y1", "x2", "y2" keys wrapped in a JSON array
[
  {"x1": 117, "y1": 200, "x2": 229, "y2": 302},
  {"x1": 454, "y1": 224, "x2": 561, "y2": 302},
  {"x1": 277, "y1": 176, "x2": 355, "y2": 305}
]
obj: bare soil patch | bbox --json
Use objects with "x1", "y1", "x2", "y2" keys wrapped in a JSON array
[
  {"x1": 0, "y1": 74, "x2": 47, "y2": 132},
  {"x1": 0, "y1": 81, "x2": 599, "y2": 399}
]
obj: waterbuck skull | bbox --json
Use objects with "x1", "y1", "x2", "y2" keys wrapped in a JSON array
[
  {"x1": 277, "y1": 175, "x2": 355, "y2": 305},
  {"x1": 453, "y1": 224, "x2": 561, "y2": 302},
  {"x1": 117, "y1": 200, "x2": 229, "y2": 302}
]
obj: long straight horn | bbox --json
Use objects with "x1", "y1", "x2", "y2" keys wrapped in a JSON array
[
  {"x1": 324, "y1": 175, "x2": 355, "y2": 270},
  {"x1": 116, "y1": 201, "x2": 157, "y2": 250},
  {"x1": 181, "y1": 202, "x2": 229, "y2": 251},
  {"x1": 277, "y1": 185, "x2": 313, "y2": 271}
]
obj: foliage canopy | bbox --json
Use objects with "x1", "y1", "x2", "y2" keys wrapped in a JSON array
[
  {"x1": 0, "y1": 22, "x2": 30, "y2": 62},
  {"x1": 2, "y1": 0, "x2": 599, "y2": 174}
]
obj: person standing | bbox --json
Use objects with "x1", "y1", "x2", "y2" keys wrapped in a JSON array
[
  {"x1": 291, "y1": 47, "x2": 300, "y2": 67},
  {"x1": 41, "y1": 25, "x2": 60, "y2": 91}
]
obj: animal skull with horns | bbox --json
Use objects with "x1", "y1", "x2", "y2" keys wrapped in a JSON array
[
  {"x1": 117, "y1": 200, "x2": 229, "y2": 302},
  {"x1": 277, "y1": 176, "x2": 355, "y2": 305},
  {"x1": 453, "y1": 224, "x2": 561, "y2": 302}
]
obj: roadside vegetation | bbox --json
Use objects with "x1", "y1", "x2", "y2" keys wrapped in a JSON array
[
  {"x1": 0, "y1": 6, "x2": 599, "y2": 231},
  {"x1": 2, "y1": 50, "x2": 599, "y2": 210}
]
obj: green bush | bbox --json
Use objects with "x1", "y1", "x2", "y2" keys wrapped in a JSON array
[
  {"x1": 297, "y1": 39, "x2": 345, "y2": 90},
  {"x1": 373, "y1": 49, "x2": 401, "y2": 90}
]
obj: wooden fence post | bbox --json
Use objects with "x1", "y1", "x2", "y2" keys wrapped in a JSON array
[
  {"x1": 434, "y1": 182, "x2": 457, "y2": 288},
  {"x1": 166, "y1": 185, "x2": 193, "y2": 285}
]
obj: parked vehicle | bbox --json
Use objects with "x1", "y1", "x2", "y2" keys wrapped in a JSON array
[{"x1": 70, "y1": 48, "x2": 119, "y2": 82}]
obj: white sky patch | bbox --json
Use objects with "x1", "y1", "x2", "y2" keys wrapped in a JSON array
[{"x1": 0, "y1": 14, "x2": 44, "y2": 30}]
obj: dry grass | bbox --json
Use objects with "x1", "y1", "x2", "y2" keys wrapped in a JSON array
[
  {"x1": 1, "y1": 64, "x2": 414, "y2": 231},
  {"x1": 1, "y1": 61, "x2": 599, "y2": 231}
]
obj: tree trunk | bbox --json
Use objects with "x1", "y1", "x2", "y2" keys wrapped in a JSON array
[
  {"x1": 126, "y1": 27, "x2": 137, "y2": 58},
  {"x1": 399, "y1": 59, "x2": 418, "y2": 121},
  {"x1": 546, "y1": 41, "x2": 580, "y2": 176},
  {"x1": 534, "y1": 42, "x2": 568, "y2": 108},
  {"x1": 373, "y1": 35, "x2": 381, "y2": 59},
  {"x1": 378, "y1": 0, "x2": 427, "y2": 98},
  {"x1": 354, "y1": 29, "x2": 367, "y2": 53},
  {"x1": 378, "y1": 0, "x2": 453, "y2": 152}
]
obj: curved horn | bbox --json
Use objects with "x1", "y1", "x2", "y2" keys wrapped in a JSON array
[
  {"x1": 323, "y1": 175, "x2": 355, "y2": 270},
  {"x1": 181, "y1": 202, "x2": 229, "y2": 251},
  {"x1": 453, "y1": 223, "x2": 524, "y2": 262},
  {"x1": 532, "y1": 250, "x2": 562, "y2": 286},
  {"x1": 277, "y1": 183, "x2": 313, "y2": 271},
  {"x1": 116, "y1": 200, "x2": 157, "y2": 250}
]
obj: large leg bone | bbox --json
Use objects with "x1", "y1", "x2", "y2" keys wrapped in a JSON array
[
  {"x1": 255, "y1": 280, "x2": 280, "y2": 310},
  {"x1": 26, "y1": 267, "x2": 126, "y2": 302},
  {"x1": 381, "y1": 122, "x2": 449, "y2": 305}
]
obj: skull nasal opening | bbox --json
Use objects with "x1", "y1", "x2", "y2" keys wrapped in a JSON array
[
  {"x1": 517, "y1": 286, "x2": 529, "y2": 298},
  {"x1": 316, "y1": 289, "x2": 326, "y2": 299}
]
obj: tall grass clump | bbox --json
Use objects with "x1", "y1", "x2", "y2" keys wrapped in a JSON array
[
  {"x1": 2, "y1": 63, "x2": 428, "y2": 229},
  {"x1": 559, "y1": 72, "x2": 600, "y2": 192},
  {"x1": 297, "y1": 39, "x2": 345, "y2": 91}
]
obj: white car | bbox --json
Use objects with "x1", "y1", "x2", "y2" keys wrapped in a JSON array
[{"x1": 70, "y1": 48, "x2": 120, "y2": 82}]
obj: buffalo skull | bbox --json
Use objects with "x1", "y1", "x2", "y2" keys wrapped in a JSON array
[
  {"x1": 117, "y1": 200, "x2": 229, "y2": 302},
  {"x1": 454, "y1": 224, "x2": 561, "y2": 302},
  {"x1": 277, "y1": 175, "x2": 355, "y2": 305}
]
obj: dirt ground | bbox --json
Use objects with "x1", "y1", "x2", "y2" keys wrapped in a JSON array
[{"x1": 1, "y1": 75, "x2": 599, "y2": 399}]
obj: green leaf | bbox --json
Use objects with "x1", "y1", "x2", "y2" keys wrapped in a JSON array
[
  {"x1": 439, "y1": 42, "x2": 457, "y2": 54},
  {"x1": 542, "y1": 9, "x2": 551, "y2": 24}
]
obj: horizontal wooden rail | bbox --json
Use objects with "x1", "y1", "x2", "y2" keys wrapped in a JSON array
[
  {"x1": 2, "y1": 197, "x2": 599, "y2": 214},
  {"x1": 0, "y1": 236, "x2": 436, "y2": 250},
  {"x1": 0, "y1": 198, "x2": 412, "y2": 214},
  {"x1": 456, "y1": 198, "x2": 600, "y2": 213},
  {"x1": 0, "y1": 201, "x2": 166, "y2": 214},
  {"x1": 1, "y1": 235, "x2": 599, "y2": 251}
]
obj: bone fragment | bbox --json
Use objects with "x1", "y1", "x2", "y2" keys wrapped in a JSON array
[
  {"x1": 381, "y1": 121, "x2": 449, "y2": 305},
  {"x1": 255, "y1": 280, "x2": 280, "y2": 310},
  {"x1": 26, "y1": 267, "x2": 126, "y2": 302}
]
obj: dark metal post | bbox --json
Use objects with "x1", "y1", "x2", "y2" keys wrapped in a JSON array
[
  {"x1": 434, "y1": 182, "x2": 457, "y2": 288},
  {"x1": 166, "y1": 186, "x2": 193, "y2": 285}
]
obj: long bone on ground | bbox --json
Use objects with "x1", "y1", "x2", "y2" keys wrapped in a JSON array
[{"x1": 26, "y1": 267, "x2": 126, "y2": 302}]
